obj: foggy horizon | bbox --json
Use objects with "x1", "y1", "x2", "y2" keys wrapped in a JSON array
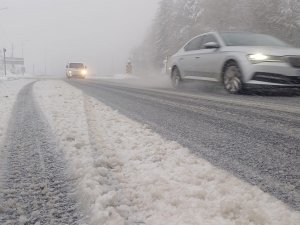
[{"x1": 0, "y1": 0, "x2": 160, "y2": 76}]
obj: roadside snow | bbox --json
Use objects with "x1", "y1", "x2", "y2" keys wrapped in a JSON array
[{"x1": 34, "y1": 80, "x2": 300, "y2": 225}]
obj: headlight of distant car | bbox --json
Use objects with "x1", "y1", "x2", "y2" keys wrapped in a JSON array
[
  {"x1": 248, "y1": 54, "x2": 284, "y2": 64},
  {"x1": 81, "y1": 69, "x2": 87, "y2": 75},
  {"x1": 68, "y1": 70, "x2": 72, "y2": 74}
]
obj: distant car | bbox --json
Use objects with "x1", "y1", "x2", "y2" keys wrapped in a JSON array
[
  {"x1": 169, "y1": 32, "x2": 300, "y2": 94},
  {"x1": 66, "y1": 62, "x2": 88, "y2": 79}
]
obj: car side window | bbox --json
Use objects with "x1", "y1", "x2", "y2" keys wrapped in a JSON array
[
  {"x1": 201, "y1": 34, "x2": 219, "y2": 47},
  {"x1": 184, "y1": 36, "x2": 203, "y2": 51}
]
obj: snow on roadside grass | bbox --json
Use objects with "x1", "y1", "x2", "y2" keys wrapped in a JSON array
[{"x1": 34, "y1": 80, "x2": 300, "y2": 225}]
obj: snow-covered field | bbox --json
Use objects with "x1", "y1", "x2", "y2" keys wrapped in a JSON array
[
  {"x1": 0, "y1": 74, "x2": 56, "y2": 82},
  {"x1": 34, "y1": 80, "x2": 300, "y2": 225}
]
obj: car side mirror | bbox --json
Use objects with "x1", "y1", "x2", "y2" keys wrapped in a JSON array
[{"x1": 204, "y1": 42, "x2": 220, "y2": 49}]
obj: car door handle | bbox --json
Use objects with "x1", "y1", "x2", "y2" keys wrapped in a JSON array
[
  {"x1": 179, "y1": 58, "x2": 184, "y2": 60},
  {"x1": 195, "y1": 56, "x2": 200, "y2": 59}
]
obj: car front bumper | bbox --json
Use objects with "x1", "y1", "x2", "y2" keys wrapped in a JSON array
[
  {"x1": 67, "y1": 72, "x2": 86, "y2": 78},
  {"x1": 243, "y1": 62, "x2": 300, "y2": 87}
]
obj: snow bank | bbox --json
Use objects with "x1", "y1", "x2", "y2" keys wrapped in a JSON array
[{"x1": 34, "y1": 80, "x2": 300, "y2": 225}]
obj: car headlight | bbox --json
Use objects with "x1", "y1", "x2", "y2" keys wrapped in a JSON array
[
  {"x1": 248, "y1": 54, "x2": 284, "y2": 64},
  {"x1": 68, "y1": 71, "x2": 72, "y2": 74},
  {"x1": 81, "y1": 70, "x2": 87, "y2": 75}
]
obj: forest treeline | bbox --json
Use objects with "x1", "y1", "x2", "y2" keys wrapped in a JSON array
[{"x1": 131, "y1": 0, "x2": 300, "y2": 73}]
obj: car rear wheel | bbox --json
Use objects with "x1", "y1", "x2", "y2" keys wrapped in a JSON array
[
  {"x1": 171, "y1": 67, "x2": 182, "y2": 89},
  {"x1": 223, "y1": 62, "x2": 244, "y2": 94}
]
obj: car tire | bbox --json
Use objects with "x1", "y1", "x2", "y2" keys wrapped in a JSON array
[
  {"x1": 171, "y1": 67, "x2": 182, "y2": 89},
  {"x1": 223, "y1": 62, "x2": 244, "y2": 94}
]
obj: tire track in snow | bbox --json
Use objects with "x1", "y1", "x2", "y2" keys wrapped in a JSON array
[{"x1": 0, "y1": 82, "x2": 84, "y2": 225}]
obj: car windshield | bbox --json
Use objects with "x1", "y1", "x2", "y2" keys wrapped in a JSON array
[
  {"x1": 220, "y1": 32, "x2": 290, "y2": 47},
  {"x1": 69, "y1": 63, "x2": 84, "y2": 69}
]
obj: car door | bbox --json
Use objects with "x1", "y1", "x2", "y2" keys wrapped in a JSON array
[
  {"x1": 178, "y1": 36, "x2": 203, "y2": 78},
  {"x1": 195, "y1": 34, "x2": 223, "y2": 80}
]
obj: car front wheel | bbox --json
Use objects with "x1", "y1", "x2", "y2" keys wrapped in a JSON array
[{"x1": 223, "y1": 62, "x2": 244, "y2": 94}]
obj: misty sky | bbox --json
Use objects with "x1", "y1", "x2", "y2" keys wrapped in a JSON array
[{"x1": 0, "y1": 0, "x2": 159, "y2": 76}]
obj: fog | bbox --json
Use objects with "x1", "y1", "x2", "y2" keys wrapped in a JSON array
[{"x1": 0, "y1": 0, "x2": 159, "y2": 76}]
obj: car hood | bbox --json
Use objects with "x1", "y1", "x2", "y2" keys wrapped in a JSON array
[{"x1": 222, "y1": 46, "x2": 300, "y2": 56}]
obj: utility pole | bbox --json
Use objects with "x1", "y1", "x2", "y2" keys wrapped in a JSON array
[
  {"x1": 11, "y1": 43, "x2": 15, "y2": 73},
  {"x1": 3, "y1": 48, "x2": 7, "y2": 76},
  {"x1": 0, "y1": 8, "x2": 8, "y2": 76},
  {"x1": 11, "y1": 43, "x2": 14, "y2": 57},
  {"x1": 44, "y1": 48, "x2": 47, "y2": 76}
]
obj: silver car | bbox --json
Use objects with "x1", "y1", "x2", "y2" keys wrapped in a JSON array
[
  {"x1": 169, "y1": 32, "x2": 300, "y2": 93},
  {"x1": 66, "y1": 62, "x2": 88, "y2": 79}
]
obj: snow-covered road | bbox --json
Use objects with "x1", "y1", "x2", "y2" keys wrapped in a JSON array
[
  {"x1": 0, "y1": 78, "x2": 299, "y2": 225},
  {"x1": 35, "y1": 80, "x2": 299, "y2": 224},
  {"x1": 70, "y1": 78, "x2": 300, "y2": 211}
]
